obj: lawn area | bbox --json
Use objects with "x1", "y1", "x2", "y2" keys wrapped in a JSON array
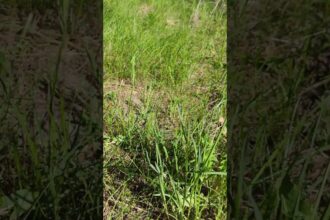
[{"x1": 103, "y1": 0, "x2": 227, "y2": 219}]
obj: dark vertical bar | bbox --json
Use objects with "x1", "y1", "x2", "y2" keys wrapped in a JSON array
[
  {"x1": 228, "y1": 0, "x2": 330, "y2": 219},
  {"x1": 0, "y1": 1, "x2": 102, "y2": 219}
]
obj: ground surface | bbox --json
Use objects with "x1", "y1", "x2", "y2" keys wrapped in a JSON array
[{"x1": 103, "y1": 0, "x2": 226, "y2": 219}]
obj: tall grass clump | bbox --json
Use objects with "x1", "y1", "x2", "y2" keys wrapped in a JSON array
[{"x1": 105, "y1": 86, "x2": 227, "y2": 219}]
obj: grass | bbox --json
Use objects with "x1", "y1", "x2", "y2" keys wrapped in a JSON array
[
  {"x1": 228, "y1": 0, "x2": 330, "y2": 219},
  {"x1": 0, "y1": 1, "x2": 102, "y2": 219},
  {"x1": 103, "y1": 0, "x2": 227, "y2": 219},
  {"x1": 4, "y1": 0, "x2": 328, "y2": 219}
]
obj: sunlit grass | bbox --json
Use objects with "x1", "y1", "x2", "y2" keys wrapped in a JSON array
[{"x1": 104, "y1": 0, "x2": 227, "y2": 219}]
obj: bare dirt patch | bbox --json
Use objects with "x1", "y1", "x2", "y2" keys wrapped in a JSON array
[
  {"x1": 138, "y1": 3, "x2": 154, "y2": 17},
  {"x1": 104, "y1": 79, "x2": 144, "y2": 114}
]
